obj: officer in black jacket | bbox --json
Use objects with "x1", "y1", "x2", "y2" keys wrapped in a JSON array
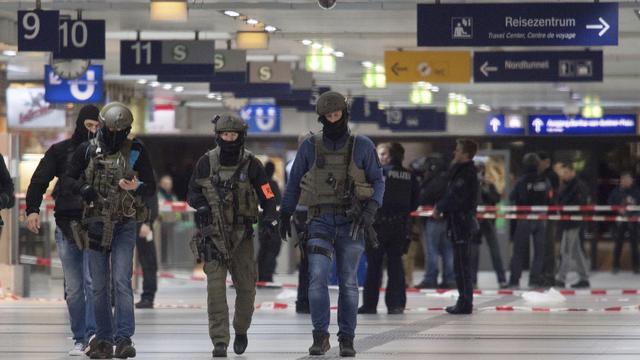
[
  {"x1": 433, "y1": 139, "x2": 479, "y2": 314},
  {"x1": 608, "y1": 171, "x2": 640, "y2": 273},
  {"x1": 135, "y1": 190, "x2": 160, "y2": 309},
  {"x1": 25, "y1": 105, "x2": 100, "y2": 355},
  {"x1": 359, "y1": 143, "x2": 419, "y2": 315},
  {"x1": 0, "y1": 153, "x2": 15, "y2": 227},
  {"x1": 508, "y1": 153, "x2": 553, "y2": 289},
  {"x1": 538, "y1": 151, "x2": 560, "y2": 287}
]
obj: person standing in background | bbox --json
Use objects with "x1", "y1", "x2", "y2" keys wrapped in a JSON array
[{"x1": 257, "y1": 161, "x2": 283, "y2": 282}]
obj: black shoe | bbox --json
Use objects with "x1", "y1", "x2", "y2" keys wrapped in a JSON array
[
  {"x1": 357, "y1": 306, "x2": 377, "y2": 314},
  {"x1": 498, "y1": 282, "x2": 509, "y2": 289},
  {"x1": 554, "y1": 280, "x2": 566, "y2": 288},
  {"x1": 135, "y1": 299, "x2": 154, "y2": 309},
  {"x1": 387, "y1": 307, "x2": 404, "y2": 315},
  {"x1": 212, "y1": 343, "x2": 227, "y2": 357},
  {"x1": 114, "y1": 338, "x2": 136, "y2": 359},
  {"x1": 612, "y1": 267, "x2": 620, "y2": 274},
  {"x1": 233, "y1": 334, "x2": 248, "y2": 355},
  {"x1": 296, "y1": 302, "x2": 310, "y2": 314},
  {"x1": 89, "y1": 340, "x2": 113, "y2": 359},
  {"x1": 338, "y1": 336, "x2": 356, "y2": 357},
  {"x1": 445, "y1": 304, "x2": 473, "y2": 315},
  {"x1": 85, "y1": 335, "x2": 97, "y2": 356},
  {"x1": 414, "y1": 281, "x2": 437, "y2": 289},
  {"x1": 571, "y1": 280, "x2": 591, "y2": 289},
  {"x1": 438, "y1": 282, "x2": 456, "y2": 289},
  {"x1": 309, "y1": 330, "x2": 330, "y2": 356}
]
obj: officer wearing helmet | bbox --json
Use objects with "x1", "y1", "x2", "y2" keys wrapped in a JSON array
[
  {"x1": 65, "y1": 102, "x2": 156, "y2": 359},
  {"x1": 280, "y1": 91, "x2": 384, "y2": 357},
  {"x1": 187, "y1": 114, "x2": 278, "y2": 357}
]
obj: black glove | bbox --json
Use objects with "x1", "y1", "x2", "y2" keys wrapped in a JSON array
[
  {"x1": 361, "y1": 200, "x2": 378, "y2": 227},
  {"x1": 279, "y1": 212, "x2": 292, "y2": 240},
  {"x1": 79, "y1": 184, "x2": 98, "y2": 203}
]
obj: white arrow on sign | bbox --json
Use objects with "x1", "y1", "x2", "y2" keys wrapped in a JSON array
[
  {"x1": 532, "y1": 118, "x2": 544, "y2": 133},
  {"x1": 489, "y1": 117, "x2": 501, "y2": 132},
  {"x1": 480, "y1": 61, "x2": 498, "y2": 77},
  {"x1": 586, "y1": 17, "x2": 610, "y2": 37}
]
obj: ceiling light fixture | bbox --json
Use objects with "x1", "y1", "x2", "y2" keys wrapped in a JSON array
[
  {"x1": 321, "y1": 47, "x2": 334, "y2": 55},
  {"x1": 2, "y1": 50, "x2": 17, "y2": 57},
  {"x1": 162, "y1": 84, "x2": 172, "y2": 90},
  {"x1": 224, "y1": 10, "x2": 240, "y2": 17},
  {"x1": 150, "y1": 81, "x2": 160, "y2": 87},
  {"x1": 361, "y1": 61, "x2": 373, "y2": 68},
  {"x1": 265, "y1": 25, "x2": 278, "y2": 32},
  {"x1": 311, "y1": 43, "x2": 323, "y2": 49},
  {"x1": 301, "y1": 39, "x2": 312, "y2": 46},
  {"x1": 246, "y1": 18, "x2": 259, "y2": 25},
  {"x1": 174, "y1": 86, "x2": 184, "y2": 92},
  {"x1": 333, "y1": 51, "x2": 344, "y2": 58},
  {"x1": 207, "y1": 93, "x2": 216, "y2": 99},
  {"x1": 137, "y1": 79, "x2": 148, "y2": 85},
  {"x1": 150, "y1": 0, "x2": 187, "y2": 22}
]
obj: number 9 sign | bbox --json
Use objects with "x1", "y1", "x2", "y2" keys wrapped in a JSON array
[{"x1": 18, "y1": 10, "x2": 60, "y2": 52}]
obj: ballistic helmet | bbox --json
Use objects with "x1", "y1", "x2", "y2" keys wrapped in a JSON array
[
  {"x1": 213, "y1": 114, "x2": 248, "y2": 134},
  {"x1": 316, "y1": 91, "x2": 347, "y2": 116},
  {"x1": 99, "y1": 102, "x2": 133, "y2": 130}
]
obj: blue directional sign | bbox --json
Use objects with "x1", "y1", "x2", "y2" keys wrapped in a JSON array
[
  {"x1": 239, "y1": 104, "x2": 281, "y2": 133},
  {"x1": 17, "y1": 10, "x2": 59, "y2": 52},
  {"x1": 44, "y1": 65, "x2": 103, "y2": 103},
  {"x1": 384, "y1": 108, "x2": 446, "y2": 132},
  {"x1": 120, "y1": 40, "x2": 215, "y2": 75},
  {"x1": 485, "y1": 115, "x2": 525, "y2": 135},
  {"x1": 474, "y1": 51, "x2": 602, "y2": 83},
  {"x1": 53, "y1": 20, "x2": 105, "y2": 59},
  {"x1": 418, "y1": 3, "x2": 618, "y2": 47},
  {"x1": 528, "y1": 114, "x2": 637, "y2": 136}
]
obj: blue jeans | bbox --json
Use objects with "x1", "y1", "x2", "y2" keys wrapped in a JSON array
[
  {"x1": 422, "y1": 219, "x2": 454, "y2": 284},
  {"x1": 55, "y1": 227, "x2": 96, "y2": 344},
  {"x1": 88, "y1": 221, "x2": 137, "y2": 343},
  {"x1": 307, "y1": 214, "x2": 364, "y2": 338}
]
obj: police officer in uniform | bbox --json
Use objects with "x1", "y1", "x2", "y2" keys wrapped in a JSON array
[
  {"x1": 507, "y1": 153, "x2": 552, "y2": 289},
  {"x1": 187, "y1": 115, "x2": 278, "y2": 357},
  {"x1": 432, "y1": 139, "x2": 479, "y2": 314},
  {"x1": 65, "y1": 102, "x2": 156, "y2": 359},
  {"x1": 280, "y1": 91, "x2": 384, "y2": 357},
  {"x1": 359, "y1": 142, "x2": 418, "y2": 315}
]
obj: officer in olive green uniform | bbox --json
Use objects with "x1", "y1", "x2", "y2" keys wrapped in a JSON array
[{"x1": 187, "y1": 114, "x2": 278, "y2": 358}]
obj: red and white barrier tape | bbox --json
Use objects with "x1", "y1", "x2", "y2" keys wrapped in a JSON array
[
  {"x1": 417, "y1": 205, "x2": 640, "y2": 214},
  {"x1": 412, "y1": 209, "x2": 640, "y2": 222}
]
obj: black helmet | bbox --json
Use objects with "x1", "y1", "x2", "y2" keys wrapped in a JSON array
[
  {"x1": 316, "y1": 91, "x2": 347, "y2": 116},
  {"x1": 99, "y1": 102, "x2": 133, "y2": 130}
]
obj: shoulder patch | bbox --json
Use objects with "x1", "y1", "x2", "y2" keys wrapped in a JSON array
[{"x1": 261, "y1": 183, "x2": 275, "y2": 199}]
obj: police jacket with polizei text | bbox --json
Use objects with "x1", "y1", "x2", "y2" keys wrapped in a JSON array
[
  {"x1": 436, "y1": 160, "x2": 479, "y2": 214},
  {"x1": 378, "y1": 161, "x2": 419, "y2": 217},
  {"x1": 509, "y1": 170, "x2": 553, "y2": 207},
  {"x1": 280, "y1": 131, "x2": 384, "y2": 215},
  {"x1": 559, "y1": 177, "x2": 590, "y2": 229},
  {"x1": 64, "y1": 138, "x2": 157, "y2": 200},
  {"x1": 187, "y1": 152, "x2": 277, "y2": 222},
  {"x1": 26, "y1": 138, "x2": 85, "y2": 219}
]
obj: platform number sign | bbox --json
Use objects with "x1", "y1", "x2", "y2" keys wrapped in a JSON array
[
  {"x1": 53, "y1": 19, "x2": 105, "y2": 59},
  {"x1": 17, "y1": 10, "x2": 60, "y2": 52}
]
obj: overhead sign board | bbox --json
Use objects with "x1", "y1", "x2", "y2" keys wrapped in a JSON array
[
  {"x1": 53, "y1": 19, "x2": 105, "y2": 59},
  {"x1": 249, "y1": 62, "x2": 292, "y2": 84},
  {"x1": 17, "y1": 10, "x2": 59, "y2": 52},
  {"x1": 485, "y1": 114, "x2": 525, "y2": 135},
  {"x1": 418, "y1": 3, "x2": 618, "y2": 47},
  {"x1": 384, "y1": 108, "x2": 446, "y2": 132},
  {"x1": 240, "y1": 104, "x2": 281, "y2": 133},
  {"x1": 120, "y1": 40, "x2": 215, "y2": 75},
  {"x1": 215, "y1": 49, "x2": 247, "y2": 73},
  {"x1": 44, "y1": 64, "x2": 103, "y2": 103},
  {"x1": 6, "y1": 87, "x2": 66, "y2": 128},
  {"x1": 528, "y1": 114, "x2": 637, "y2": 135},
  {"x1": 474, "y1": 50, "x2": 602, "y2": 82},
  {"x1": 385, "y1": 51, "x2": 471, "y2": 83}
]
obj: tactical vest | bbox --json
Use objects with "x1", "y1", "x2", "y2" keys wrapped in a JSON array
[
  {"x1": 83, "y1": 138, "x2": 147, "y2": 222},
  {"x1": 195, "y1": 148, "x2": 259, "y2": 226},
  {"x1": 299, "y1": 134, "x2": 372, "y2": 210}
]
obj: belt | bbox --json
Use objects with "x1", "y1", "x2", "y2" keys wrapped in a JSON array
[{"x1": 308, "y1": 205, "x2": 349, "y2": 218}]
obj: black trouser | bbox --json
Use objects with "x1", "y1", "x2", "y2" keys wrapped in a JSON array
[
  {"x1": 540, "y1": 221, "x2": 560, "y2": 285},
  {"x1": 509, "y1": 220, "x2": 547, "y2": 285},
  {"x1": 613, "y1": 223, "x2": 639, "y2": 271},
  {"x1": 470, "y1": 220, "x2": 506, "y2": 285},
  {"x1": 294, "y1": 211, "x2": 309, "y2": 309},
  {"x1": 136, "y1": 225, "x2": 158, "y2": 302},
  {"x1": 453, "y1": 240, "x2": 473, "y2": 307},
  {"x1": 257, "y1": 224, "x2": 282, "y2": 282},
  {"x1": 361, "y1": 222, "x2": 407, "y2": 311}
]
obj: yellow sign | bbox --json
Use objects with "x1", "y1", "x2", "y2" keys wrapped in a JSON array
[{"x1": 384, "y1": 51, "x2": 471, "y2": 83}]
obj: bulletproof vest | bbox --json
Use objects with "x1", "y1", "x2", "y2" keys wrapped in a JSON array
[
  {"x1": 524, "y1": 174, "x2": 552, "y2": 206},
  {"x1": 380, "y1": 164, "x2": 413, "y2": 212},
  {"x1": 195, "y1": 147, "x2": 259, "y2": 225},
  {"x1": 299, "y1": 133, "x2": 368, "y2": 207},
  {"x1": 83, "y1": 138, "x2": 146, "y2": 220}
]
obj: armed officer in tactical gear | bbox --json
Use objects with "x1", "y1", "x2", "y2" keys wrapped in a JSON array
[
  {"x1": 280, "y1": 91, "x2": 384, "y2": 357},
  {"x1": 359, "y1": 142, "x2": 418, "y2": 315},
  {"x1": 65, "y1": 102, "x2": 156, "y2": 359},
  {"x1": 187, "y1": 114, "x2": 278, "y2": 358},
  {"x1": 432, "y1": 139, "x2": 479, "y2": 315}
]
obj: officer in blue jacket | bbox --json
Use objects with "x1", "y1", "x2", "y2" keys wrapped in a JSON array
[{"x1": 280, "y1": 91, "x2": 384, "y2": 357}]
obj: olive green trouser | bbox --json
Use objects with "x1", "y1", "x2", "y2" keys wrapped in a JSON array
[{"x1": 203, "y1": 230, "x2": 256, "y2": 345}]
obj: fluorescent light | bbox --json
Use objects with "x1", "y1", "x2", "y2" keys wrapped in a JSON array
[
  {"x1": 478, "y1": 104, "x2": 492, "y2": 112},
  {"x1": 311, "y1": 43, "x2": 323, "y2": 49},
  {"x1": 333, "y1": 51, "x2": 344, "y2": 58},
  {"x1": 150, "y1": 81, "x2": 160, "y2": 87},
  {"x1": 162, "y1": 84, "x2": 172, "y2": 90},
  {"x1": 150, "y1": 1, "x2": 187, "y2": 22},
  {"x1": 265, "y1": 25, "x2": 277, "y2": 32},
  {"x1": 322, "y1": 47, "x2": 334, "y2": 55},
  {"x1": 137, "y1": 79, "x2": 148, "y2": 85},
  {"x1": 430, "y1": 86, "x2": 439, "y2": 92},
  {"x1": 207, "y1": 93, "x2": 216, "y2": 99},
  {"x1": 2, "y1": 50, "x2": 17, "y2": 57},
  {"x1": 301, "y1": 39, "x2": 312, "y2": 46},
  {"x1": 224, "y1": 10, "x2": 240, "y2": 17},
  {"x1": 246, "y1": 18, "x2": 259, "y2": 25},
  {"x1": 448, "y1": 92, "x2": 456, "y2": 99},
  {"x1": 361, "y1": 61, "x2": 373, "y2": 68},
  {"x1": 375, "y1": 64, "x2": 384, "y2": 73},
  {"x1": 174, "y1": 86, "x2": 184, "y2": 92}
]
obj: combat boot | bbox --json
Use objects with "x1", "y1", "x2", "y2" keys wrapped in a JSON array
[
  {"x1": 338, "y1": 336, "x2": 356, "y2": 357},
  {"x1": 212, "y1": 343, "x2": 227, "y2": 357},
  {"x1": 89, "y1": 340, "x2": 113, "y2": 359},
  {"x1": 233, "y1": 334, "x2": 248, "y2": 355},
  {"x1": 309, "y1": 330, "x2": 330, "y2": 356}
]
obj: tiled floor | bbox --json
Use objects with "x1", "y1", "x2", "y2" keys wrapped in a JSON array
[{"x1": 2, "y1": 271, "x2": 640, "y2": 359}]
